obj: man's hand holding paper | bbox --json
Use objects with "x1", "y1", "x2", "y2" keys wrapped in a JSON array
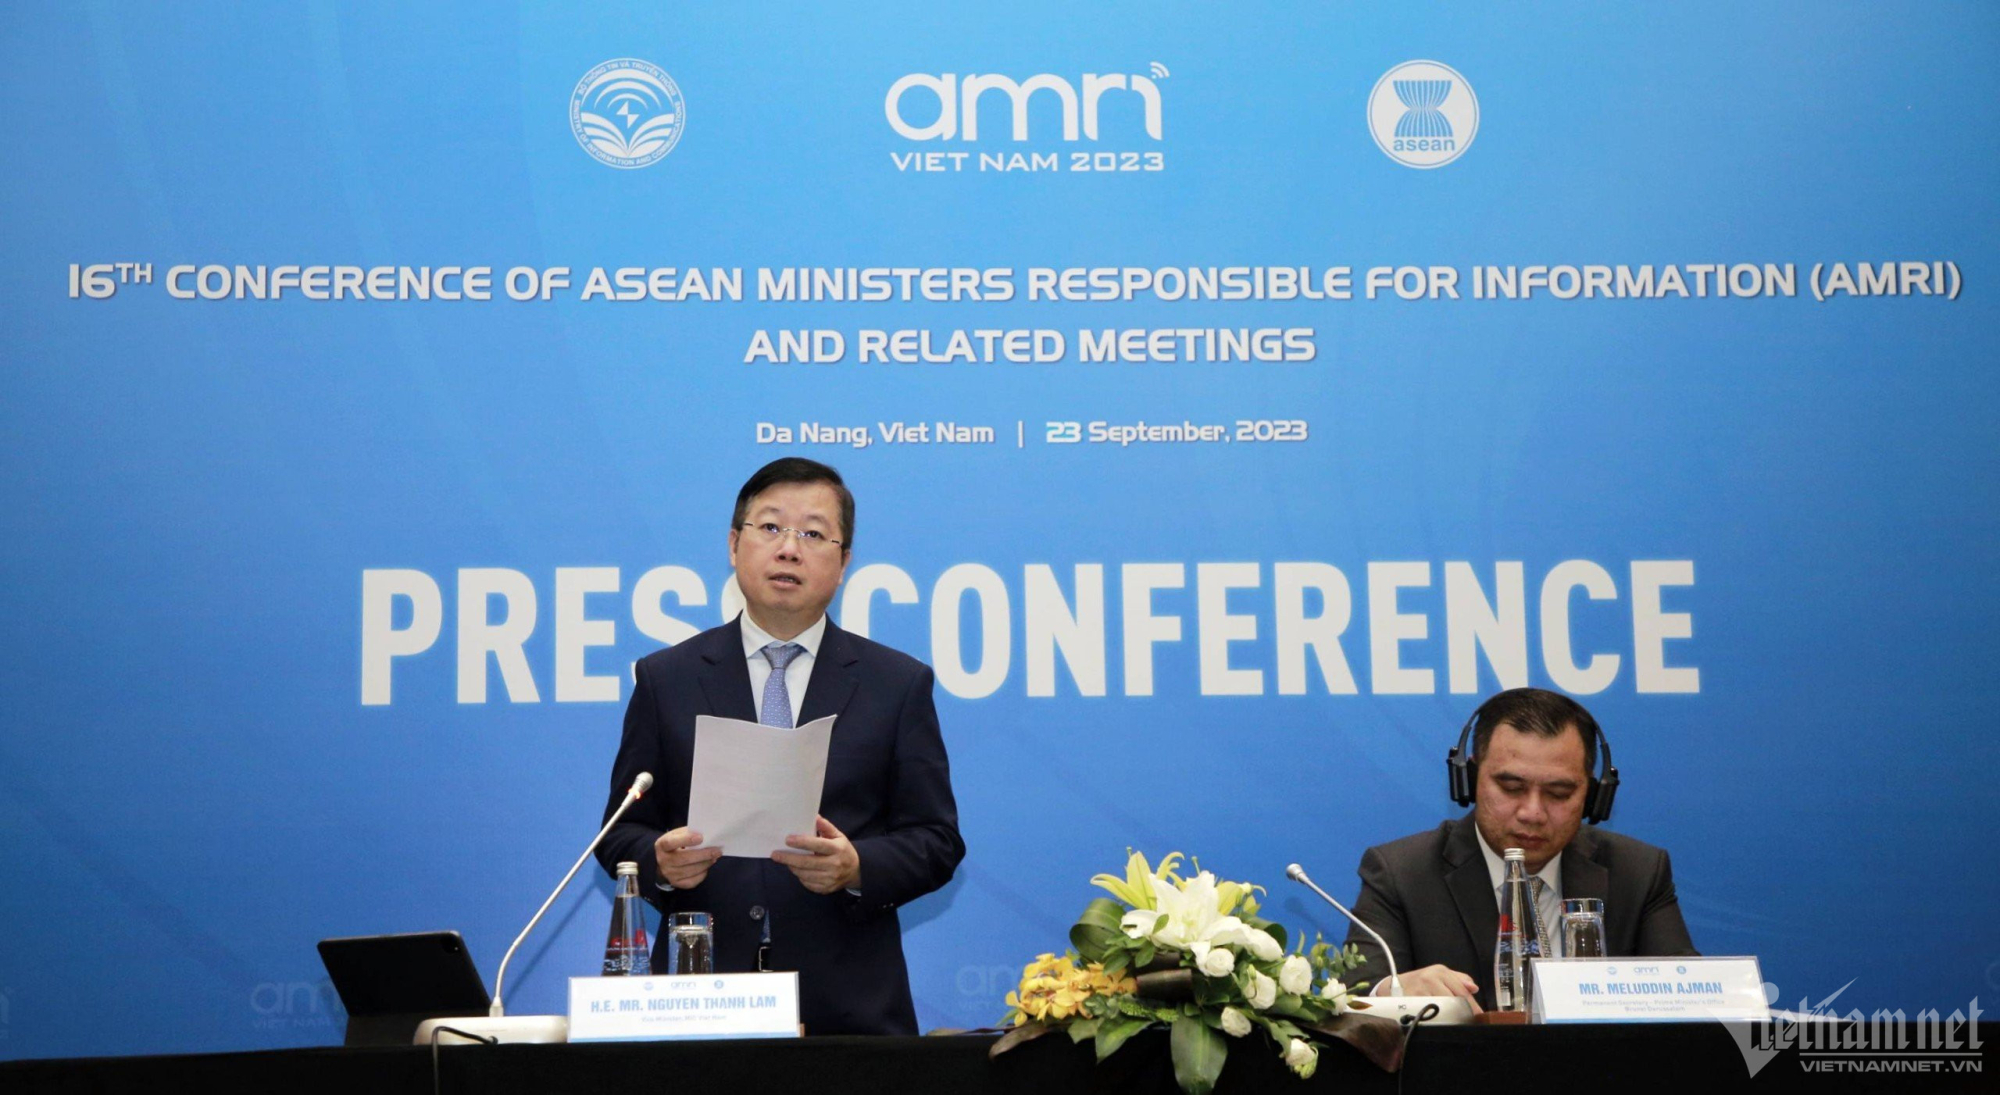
[
  {"x1": 773, "y1": 815, "x2": 861, "y2": 894},
  {"x1": 652, "y1": 827, "x2": 724, "y2": 889}
]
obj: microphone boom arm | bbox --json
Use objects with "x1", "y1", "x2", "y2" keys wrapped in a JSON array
[
  {"x1": 1286, "y1": 863, "x2": 1402, "y2": 996},
  {"x1": 490, "y1": 774, "x2": 651, "y2": 1016}
]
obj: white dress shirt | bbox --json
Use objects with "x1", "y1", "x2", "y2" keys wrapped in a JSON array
[{"x1": 739, "y1": 611, "x2": 826, "y2": 726}]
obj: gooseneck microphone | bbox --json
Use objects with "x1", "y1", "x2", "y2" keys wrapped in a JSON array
[
  {"x1": 489, "y1": 771, "x2": 654, "y2": 1018},
  {"x1": 1286, "y1": 863, "x2": 1402, "y2": 995}
]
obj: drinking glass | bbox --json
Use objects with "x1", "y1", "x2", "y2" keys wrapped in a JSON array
[
  {"x1": 667, "y1": 911, "x2": 714, "y2": 974},
  {"x1": 1561, "y1": 898, "x2": 1605, "y2": 958}
]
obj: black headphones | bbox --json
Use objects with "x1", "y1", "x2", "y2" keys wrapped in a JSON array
[{"x1": 1445, "y1": 690, "x2": 1620, "y2": 825}]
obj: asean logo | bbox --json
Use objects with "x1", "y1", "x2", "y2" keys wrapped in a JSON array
[
  {"x1": 1367, "y1": 60, "x2": 1477, "y2": 168},
  {"x1": 570, "y1": 58, "x2": 685, "y2": 168}
]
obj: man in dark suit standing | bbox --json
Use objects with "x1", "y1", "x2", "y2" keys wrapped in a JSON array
[
  {"x1": 596, "y1": 457, "x2": 964, "y2": 1035},
  {"x1": 1343, "y1": 688, "x2": 1696, "y2": 1011}
]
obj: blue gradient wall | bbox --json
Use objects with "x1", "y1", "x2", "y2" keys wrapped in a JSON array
[{"x1": 1, "y1": 1, "x2": 1994, "y2": 1058}]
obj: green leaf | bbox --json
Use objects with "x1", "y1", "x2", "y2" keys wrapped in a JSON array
[
  {"x1": 1260, "y1": 1016, "x2": 1305, "y2": 1042},
  {"x1": 1269, "y1": 994, "x2": 1314, "y2": 1020},
  {"x1": 1070, "y1": 898, "x2": 1133, "y2": 961},
  {"x1": 1170, "y1": 1015, "x2": 1227, "y2": 1095},
  {"x1": 1102, "y1": 952, "x2": 1130, "y2": 978},
  {"x1": 989, "y1": 1021, "x2": 1057, "y2": 1058},
  {"x1": 1135, "y1": 940, "x2": 1156, "y2": 967},
  {"x1": 1067, "y1": 1018, "x2": 1101, "y2": 1043},
  {"x1": 1075, "y1": 897, "x2": 1128, "y2": 932},
  {"x1": 1094, "y1": 1015, "x2": 1151, "y2": 1062},
  {"x1": 1071, "y1": 927, "x2": 1121, "y2": 961},
  {"x1": 1190, "y1": 974, "x2": 1224, "y2": 1006}
]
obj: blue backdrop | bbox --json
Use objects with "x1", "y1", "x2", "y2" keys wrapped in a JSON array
[{"x1": 3, "y1": 1, "x2": 1995, "y2": 1059}]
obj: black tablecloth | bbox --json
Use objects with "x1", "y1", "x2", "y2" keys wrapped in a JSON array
[{"x1": 3, "y1": 1021, "x2": 1991, "y2": 1094}]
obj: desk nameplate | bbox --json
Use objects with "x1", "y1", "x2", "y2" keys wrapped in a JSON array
[
  {"x1": 568, "y1": 971, "x2": 802, "y2": 1041},
  {"x1": 1532, "y1": 956, "x2": 1768, "y2": 1023}
]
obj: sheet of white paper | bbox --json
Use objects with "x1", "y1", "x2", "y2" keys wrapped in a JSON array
[{"x1": 685, "y1": 714, "x2": 834, "y2": 858}]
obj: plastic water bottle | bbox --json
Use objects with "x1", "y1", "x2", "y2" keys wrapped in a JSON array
[
  {"x1": 1493, "y1": 847, "x2": 1542, "y2": 1012},
  {"x1": 603, "y1": 861, "x2": 651, "y2": 976}
]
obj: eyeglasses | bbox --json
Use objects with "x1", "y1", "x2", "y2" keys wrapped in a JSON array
[{"x1": 738, "y1": 522, "x2": 844, "y2": 551}]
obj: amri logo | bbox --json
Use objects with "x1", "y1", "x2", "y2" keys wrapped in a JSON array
[
  {"x1": 885, "y1": 68, "x2": 1167, "y2": 174},
  {"x1": 571, "y1": 58, "x2": 686, "y2": 169},
  {"x1": 886, "y1": 71, "x2": 1163, "y2": 141},
  {"x1": 1367, "y1": 60, "x2": 1477, "y2": 168}
]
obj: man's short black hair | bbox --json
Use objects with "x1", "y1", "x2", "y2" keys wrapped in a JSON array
[
  {"x1": 732, "y1": 457, "x2": 855, "y2": 553},
  {"x1": 1471, "y1": 687, "x2": 1600, "y2": 774}
]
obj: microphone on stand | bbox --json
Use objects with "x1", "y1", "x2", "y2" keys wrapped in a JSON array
[
  {"x1": 1286, "y1": 862, "x2": 1475, "y2": 1025},
  {"x1": 1286, "y1": 863, "x2": 1401, "y2": 995},
  {"x1": 415, "y1": 771, "x2": 654, "y2": 1045}
]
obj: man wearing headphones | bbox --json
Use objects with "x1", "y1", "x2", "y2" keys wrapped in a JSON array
[{"x1": 1342, "y1": 688, "x2": 1698, "y2": 1010}]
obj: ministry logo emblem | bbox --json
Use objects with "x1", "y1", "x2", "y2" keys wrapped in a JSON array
[
  {"x1": 1367, "y1": 60, "x2": 1477, "y2": 168},
  {"x1": 571, "y1": 58, "x2": 685, "y2": 168}
]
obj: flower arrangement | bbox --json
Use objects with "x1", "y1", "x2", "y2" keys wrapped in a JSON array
[{"x1": 993, "y1": 851, "x2": 1371, "y2": 1095}]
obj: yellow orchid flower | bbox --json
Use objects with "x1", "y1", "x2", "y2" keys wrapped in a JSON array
[
  {"x1": 1010, "y1": 952, "x2": 1112, "y2": 1024},
  {"x1": 1085, "y1": 961, "x2": 1138, "y2": 995}
]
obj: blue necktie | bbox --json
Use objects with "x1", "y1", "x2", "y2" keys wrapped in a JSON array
[{"x1": 759, "y1": 642, "x2": 804, "y2": 728}]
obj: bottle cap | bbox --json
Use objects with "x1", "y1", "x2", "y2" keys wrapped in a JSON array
[
  {"x1": 1503, "y1": 847, "x2": 1525, "y2": 861},
  {"x1": 616, "y1": 861, "x2": 639, "y2": 875}
]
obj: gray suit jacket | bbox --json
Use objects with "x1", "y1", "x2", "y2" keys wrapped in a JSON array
[{"x1": 1342, "y1": 815, "x2": 1697, "y2": 1010}]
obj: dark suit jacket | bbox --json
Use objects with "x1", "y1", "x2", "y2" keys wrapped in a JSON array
[
  {"x1": 1342, "y1": 815, "x2": 1697, "y2": 1010},
  {"x1": 596, "y1": 617, "x2": 964, "y2": 1035}
]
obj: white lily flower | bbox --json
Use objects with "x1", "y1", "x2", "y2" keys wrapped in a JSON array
[
  {"x1": 1220, "y1": 1007, "x2": 1252, "y2": 1038},
  {"x1": 1133, "y1": 870, "x2": 1249, "y2": 950},
  {"x1": 1242, "y1": 928, "x2": 1283, "y2": 962},
  {"x1": 1120, "y1": 908, "x2": 1166, "y2": 939},
  {"x1": 1278, "y1": 954, "x2": 1312, "y2": 995}
]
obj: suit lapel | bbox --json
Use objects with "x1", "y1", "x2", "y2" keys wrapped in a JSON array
[
  {"x1": 1561, "y1": 828, "x2": 1611, "y2": 905},
  {"x1": 798, "y1": 619, "x2": 860, "y2": 727},
  {"x1": 1443, "y1": 816, "x2": 1498, "y2": 967},
  {"x1": 695, "y1": 617, "x2": 759, "y2": 723},
  {"x1": 1561, "y1": 827, "x2": 1614, "y2": 949}
]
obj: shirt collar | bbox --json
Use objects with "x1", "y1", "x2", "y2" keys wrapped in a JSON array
[
  {"x1": 739, "y1": 611, "x2": 827, "y2": 662},
  {"x1": 1474, "y1": 823, "x2": 1563, "y2": 896}
]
